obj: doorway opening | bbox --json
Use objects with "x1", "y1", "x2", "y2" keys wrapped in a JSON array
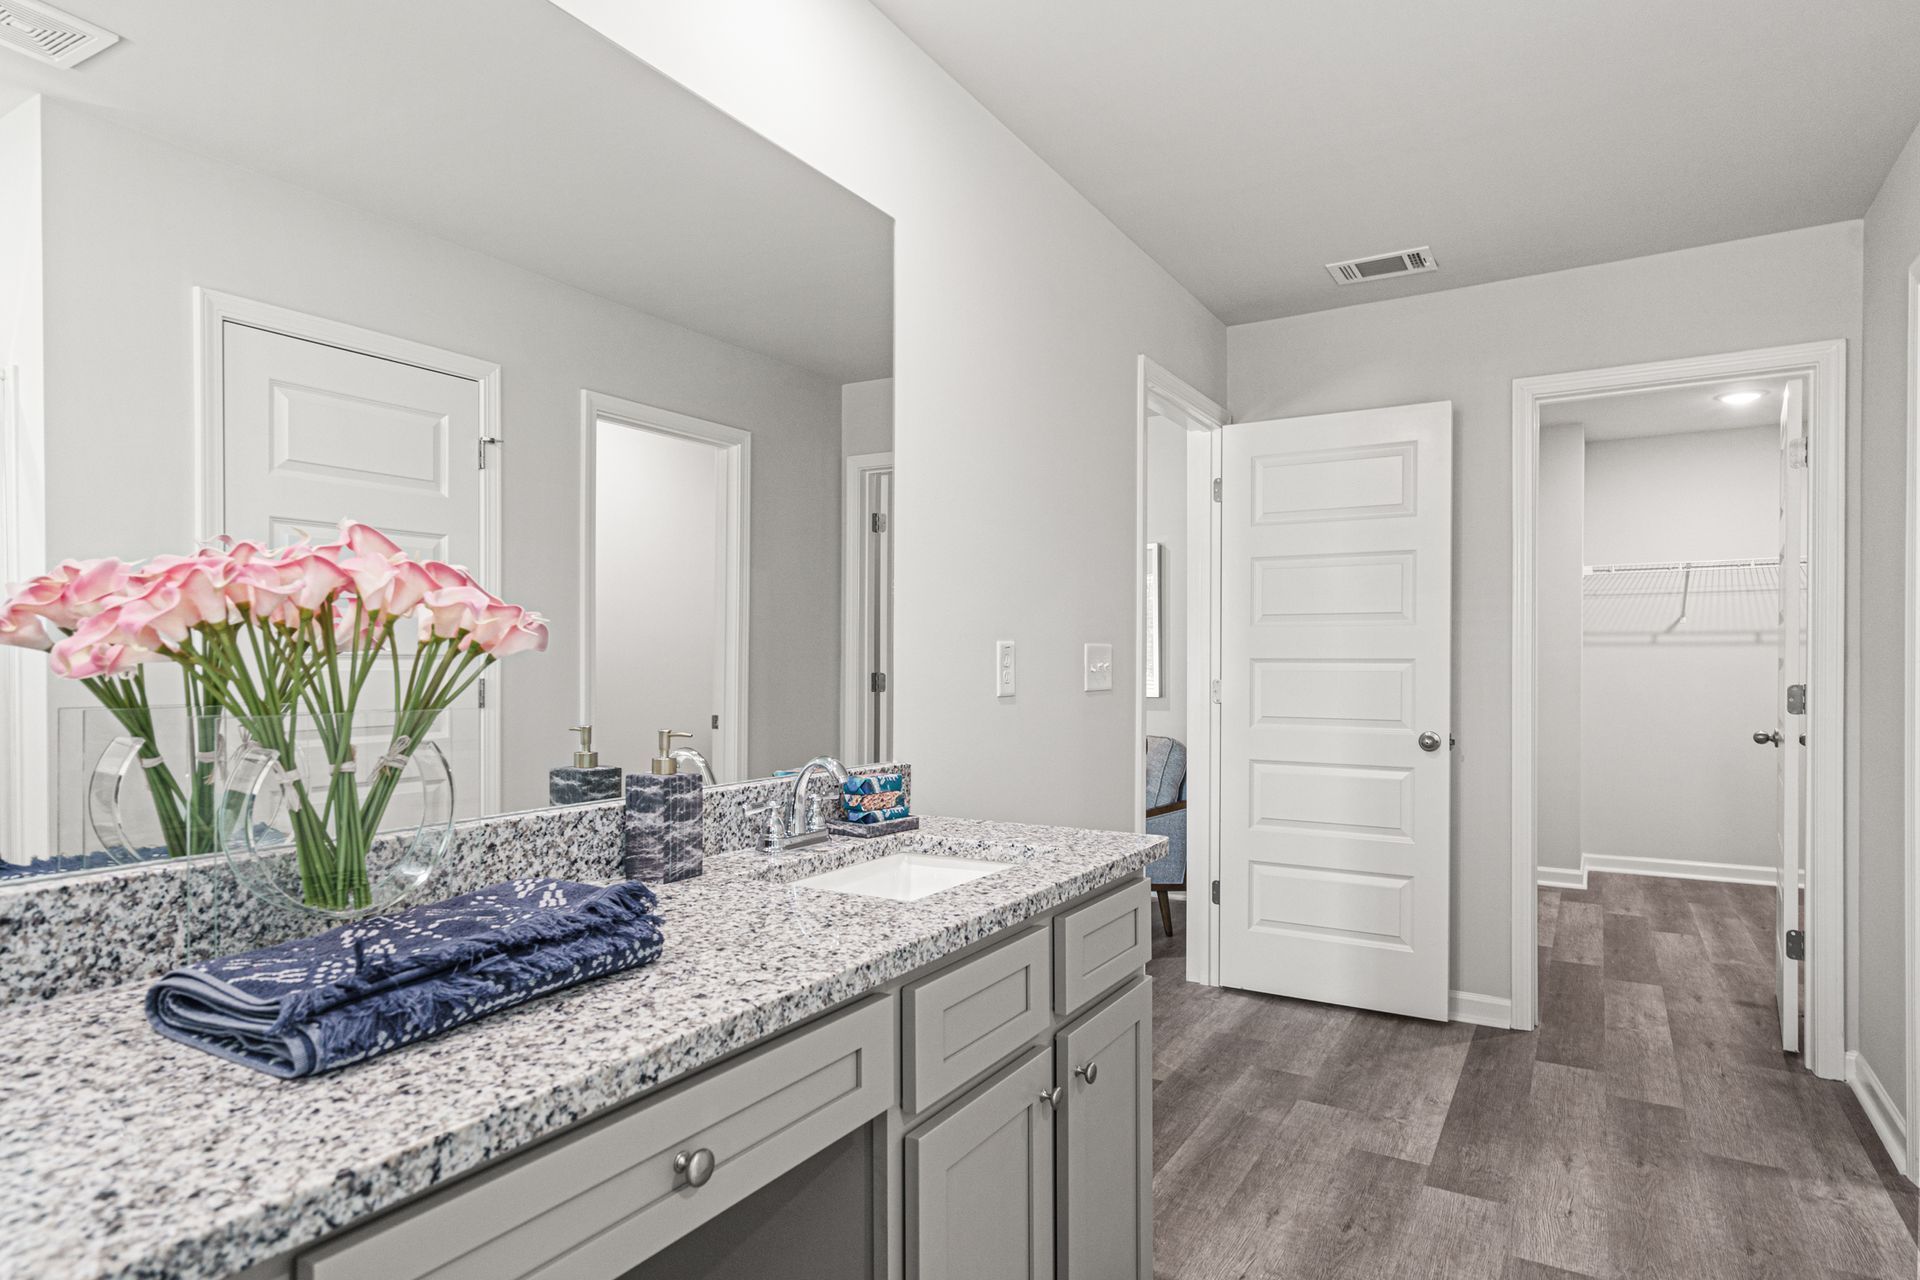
[
  {"x1": 1513, "y1": 342, "x2": 1847, "y2": 1080},
  {"x1": 1134, "y1": 357, "x2": 1223, "y2": 985},
  {"x1": 580, "y1": 391, "x2": 749, "y2": 785}
]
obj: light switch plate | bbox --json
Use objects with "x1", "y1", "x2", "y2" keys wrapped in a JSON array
[
  {"x1": 995, "y1": 640, "x2": 1016, "y2": 697},
  {"x1": 1083, "y1": 642, "x2": 1114, "y2": 692}
]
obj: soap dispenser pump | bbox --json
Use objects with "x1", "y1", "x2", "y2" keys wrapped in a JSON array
[
  {"x1": 650, "y1": 729, "x2": 693, "y2": 775},
  {"x1": 623, "y1": 728, "x2": 705, "y2": 882},
  {"x1": 549, "y1": 724, "x2": 623, "y2": 805}
]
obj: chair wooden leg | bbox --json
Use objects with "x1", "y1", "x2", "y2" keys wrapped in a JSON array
[{"x1": 1155, "y1": 885, "x2": 1175, "y2": 937}]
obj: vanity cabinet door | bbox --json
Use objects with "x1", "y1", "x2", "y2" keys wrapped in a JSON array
[
  {"x1": 1055, "y1": 976, "x2": 1152, "y2": 1280},
  {"x1": 904, "y1": 1047, "x2": 1055, "y2": 1280}
]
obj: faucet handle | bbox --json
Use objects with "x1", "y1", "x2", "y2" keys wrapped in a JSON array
[
  {"x1": 747, "y1": 803, "x2": 786, "y2": 853},
  {"x1": 806, "y1": 794, "x2": 826, "y2": 832}
]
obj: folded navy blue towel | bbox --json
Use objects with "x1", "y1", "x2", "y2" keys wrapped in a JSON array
[{"x1": 146, "y1": 878, "x2": 664, "y2": 1078}]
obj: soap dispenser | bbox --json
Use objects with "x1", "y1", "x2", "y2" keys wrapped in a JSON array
[
  {"x1": 622, "y1": 729, "x2": 706, "y2": 882},
  {"x1": 549, "y1": 724, "x2": 623, "y2": 805}
]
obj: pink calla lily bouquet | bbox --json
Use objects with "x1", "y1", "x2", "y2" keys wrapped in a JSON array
[{"x1": 0, "y1": 521, "x2": 547, "y2": 910}]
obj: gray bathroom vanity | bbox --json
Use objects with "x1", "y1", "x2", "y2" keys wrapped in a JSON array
[{"x1": 0, "y1": 818, "x2": 1161, "y2": 1280}]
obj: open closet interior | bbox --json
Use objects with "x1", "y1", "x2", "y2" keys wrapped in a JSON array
[{"x1": 1537, "y1": 375, "x2": 1804, "y2": 889}]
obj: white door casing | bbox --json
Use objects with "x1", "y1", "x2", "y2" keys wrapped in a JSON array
[
  {"x1": 1217, "y1": 402, "x2": 1453, "y2": 1021},
  {"x1": 1775, "y1": 380, "x2": 1807, "y2": 1054},
  {"x1": 840, "y1": 451, "x2": 894, "y2": 765},
  {"x1": 205, "y1": 296, "x2": 500, "y2": 816}
]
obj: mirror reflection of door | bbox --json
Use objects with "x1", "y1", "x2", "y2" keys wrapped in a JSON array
[
  {"x1": 842, "y1": 450, "x2": 894, "y2": 765},
  {"x1": 591, "y1": 409, "x2": 742, "y2": 784},
  {"x1": 216, "y1": 307, "x2": 500, "y2": 820}
]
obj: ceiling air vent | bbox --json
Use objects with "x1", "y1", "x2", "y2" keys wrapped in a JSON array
[
  {"x1": 1325, "y1": 246, "x2": 1438, "y2": 286},
  {"x1": 0, "y1": 0, "x2": 119, "y2": 69}
]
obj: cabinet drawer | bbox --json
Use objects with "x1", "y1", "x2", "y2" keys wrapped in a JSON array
[
  {"x1": 901, "y1": 926, "x2": 1052, "y2": 1115},
  {"x1": 1052, "y1": 879, "x2": 1151, "y2": 1016},
  {"x1": 298, "y1": 995, "x2": 895, "y2": 1280}
]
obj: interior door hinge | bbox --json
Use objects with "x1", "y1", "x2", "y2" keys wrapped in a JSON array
[
  {"x1": 1210, "y1": 880, "x2": 1220, "y2": 905},
  {"x1": 1786, "y1": 683, "x2": 1806, "y2": 716},
  {"x1": 1785, "y1": 929, "x2": 1805, "y2": 961},
  {"x1": 1786, "y1": 437, "x2": 1809, "y2": 469},
  {"x1": 1211, "y1": 477, "x2": 1222, "y2": 502},
  {"x1": 476, "y1": 677, "x2": 487, "y2": 709},
  {"x1": 477, "y1": 436, "x2": 502, "y2": 469},
  {"x1": 1210, "y1": 679, "x2": 1221, "y2": 705},
  {"x1": 870, "y1": 672, "x2": 888, "y2": 694},
  {"x1": 870, "y1": 512, "x2": 888, "y2": 534}
]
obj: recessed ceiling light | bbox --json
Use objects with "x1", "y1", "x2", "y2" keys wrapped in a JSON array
[{"x1": 1716, "y1": 391, "x2": 1765, "y2": 406}]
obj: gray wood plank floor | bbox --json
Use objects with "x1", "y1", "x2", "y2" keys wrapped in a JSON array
[{"x1": 1150, "y1": 874, "x2": 1919, "y2": 1280}]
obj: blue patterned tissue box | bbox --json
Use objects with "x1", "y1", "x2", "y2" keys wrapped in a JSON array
[{"x1": 842, "y1": 772, "x2": 908, "y2": 825}]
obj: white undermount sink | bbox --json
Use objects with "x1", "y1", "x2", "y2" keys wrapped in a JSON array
[{"x1": 794, "y1": 851, "x2": 1008, "y2": 901}]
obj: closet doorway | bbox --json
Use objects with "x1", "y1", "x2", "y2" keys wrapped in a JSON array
[{"x1": 1513, "y1": 342, "x2": 1846, "y2": 1080}]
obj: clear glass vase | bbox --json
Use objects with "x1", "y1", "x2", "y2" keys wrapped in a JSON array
[
  {"x1": 51, "y1": 705, "x2": 238, "y2": 875},
  {"x1": 222, "y1": 710, "x2": 456, "y2": 919}
]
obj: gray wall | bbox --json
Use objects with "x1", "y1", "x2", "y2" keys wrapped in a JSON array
[
  {"x1": 1535, "y1": 425, "x2": 1584, "y2": 874},
  {"x1": 561, "y1": 0, "x2": 1228, "y2": 833},
  {"x1": 1226, "y1": 221, "x2": 1863, "y2": 999},
  {"x1": 1858, "y1": 116, "x2": 1920, "y2": 1125},
  {"x1": 841, "y1": 377, "x2": 894, "y2": 456},
  {"x1": 1581, "y1": 427, "x2": 1779, "y2": 874},
  {"x1": 32, "y1": 99, "x2": 844, "y2": 807}
]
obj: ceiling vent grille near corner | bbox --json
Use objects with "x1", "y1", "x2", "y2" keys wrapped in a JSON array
[
  {"x1": 1325, "y1": 246, "x2": 1438, "y2": 285},
  {"x1": 0, "y1": 0, "x2": 119, "y2": 69}
]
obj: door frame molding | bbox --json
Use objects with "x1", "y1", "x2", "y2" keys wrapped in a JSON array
[
  {"x1": 579, "y1": 390, "x2": 751, "y2": 783},
  {"x1": 0, "y1": 363, "x2": 47, "y2": 859},
  {"x1": 192, "y1": 288, "x2": 504, "y2": 814},
  {"x1": 1511, "y1": 340, "x2": 1847, "y2": 1080},
  {"x1": 840, "y1": 449, "x2": 893, "y2": 764},
  {"x1": 1134, "y1": 355, "x2": 1224, "y2": 988},
  {"x1": 1903, "y1": 258, "x2": 1920, "y2": 1178}
]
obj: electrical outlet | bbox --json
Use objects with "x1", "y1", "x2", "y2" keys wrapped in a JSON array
[
  {"x1": 1084, "y1": 643, "x2": 1114, "y2": 692},
  {"x1": 995, "y1": 640, "x2": 1016, "y2": 697}
]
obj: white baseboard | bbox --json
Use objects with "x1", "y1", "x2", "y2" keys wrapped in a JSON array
[
  {"x1": 1536, "y1": 852, "x2": 1796, "y2": 890},
  {"x1": 1536, "y1": 864, "x2": 1588, "y2": 890},
  {"x1": 1846, "y1": 1050, "x2": 1909, "y2": 1174},
  {"x1": 1449, "y1": 990, "x2": 1513, "y2": 1029}
]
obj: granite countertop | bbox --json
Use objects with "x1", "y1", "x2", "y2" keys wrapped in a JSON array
[{"x1": 0, "y1": 816, "x2": 1162, "y2": 1280}]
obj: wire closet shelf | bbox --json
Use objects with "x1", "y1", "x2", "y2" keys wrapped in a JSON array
[{"x1": 1581, "y1": 557, "x2": 1803, "y2": 645}]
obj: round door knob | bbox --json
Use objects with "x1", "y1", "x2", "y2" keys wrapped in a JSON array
[
  {"x1": 673, "y1": 1147, "x2": 716, "y2": 1188},
  {"x1": 1075, "y1": 1062, "x2": 1099, "y2": 1086},
  {"x1": 1753, "y1": 730, "x2": 1782, "y2": 747},
  {"x1": 1417, "y1": 731, "x2": 1442, "y2": 753},
  {"x1": 1039, "y1": 1086, "x2": 1063, "y2": 1110}
]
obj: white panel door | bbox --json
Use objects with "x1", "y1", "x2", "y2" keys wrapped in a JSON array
[
  {"x1": 1774, "y1": 380, "x2": 1807, "y2": 1053},
  {"x1": 221, "y1": 320, "x2": 494, "y2": 816},
  {"x1": 1218, "y1": 402, "x2": 1452, "y2": 1021}
]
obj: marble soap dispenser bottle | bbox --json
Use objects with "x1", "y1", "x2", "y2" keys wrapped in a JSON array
[
  {"x1": 549, "y1": 724, "x2": 623, "y2": 805},
  {"x1": 622, "y1": 729, "x2": 705, "y2": 883}
]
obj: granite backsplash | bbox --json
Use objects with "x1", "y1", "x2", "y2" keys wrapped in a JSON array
[{"x1": 0, "y1": 763, "x2": 908, "y2": 1008}]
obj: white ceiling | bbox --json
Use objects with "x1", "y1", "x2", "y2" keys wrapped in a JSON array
[
  {"x1": 870, "y1": 0, "x2": 1920, "y2": 325},
  {"x1": 1541, "y1": 376, "x2": 1792, "y2": 442},
  {"x1": 1, "y1": 0, "x2": 892, "y2": 381}
]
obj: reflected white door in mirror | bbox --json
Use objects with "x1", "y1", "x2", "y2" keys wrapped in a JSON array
[{"x1": 198, "y1": 291, "x2": 503, "y2": 818}]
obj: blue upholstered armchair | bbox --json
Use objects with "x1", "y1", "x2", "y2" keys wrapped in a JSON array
[{"x1": 1144, "y1": 735, "x2": 1187, "y2": 936}]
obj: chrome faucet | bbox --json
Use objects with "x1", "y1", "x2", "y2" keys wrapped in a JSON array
[
  {"x1": 769, "y1": 755, "x2": 847, "y2": 851},
  {"x1": 669, "y1": 747, "x2": 717, "y2": 783}
]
